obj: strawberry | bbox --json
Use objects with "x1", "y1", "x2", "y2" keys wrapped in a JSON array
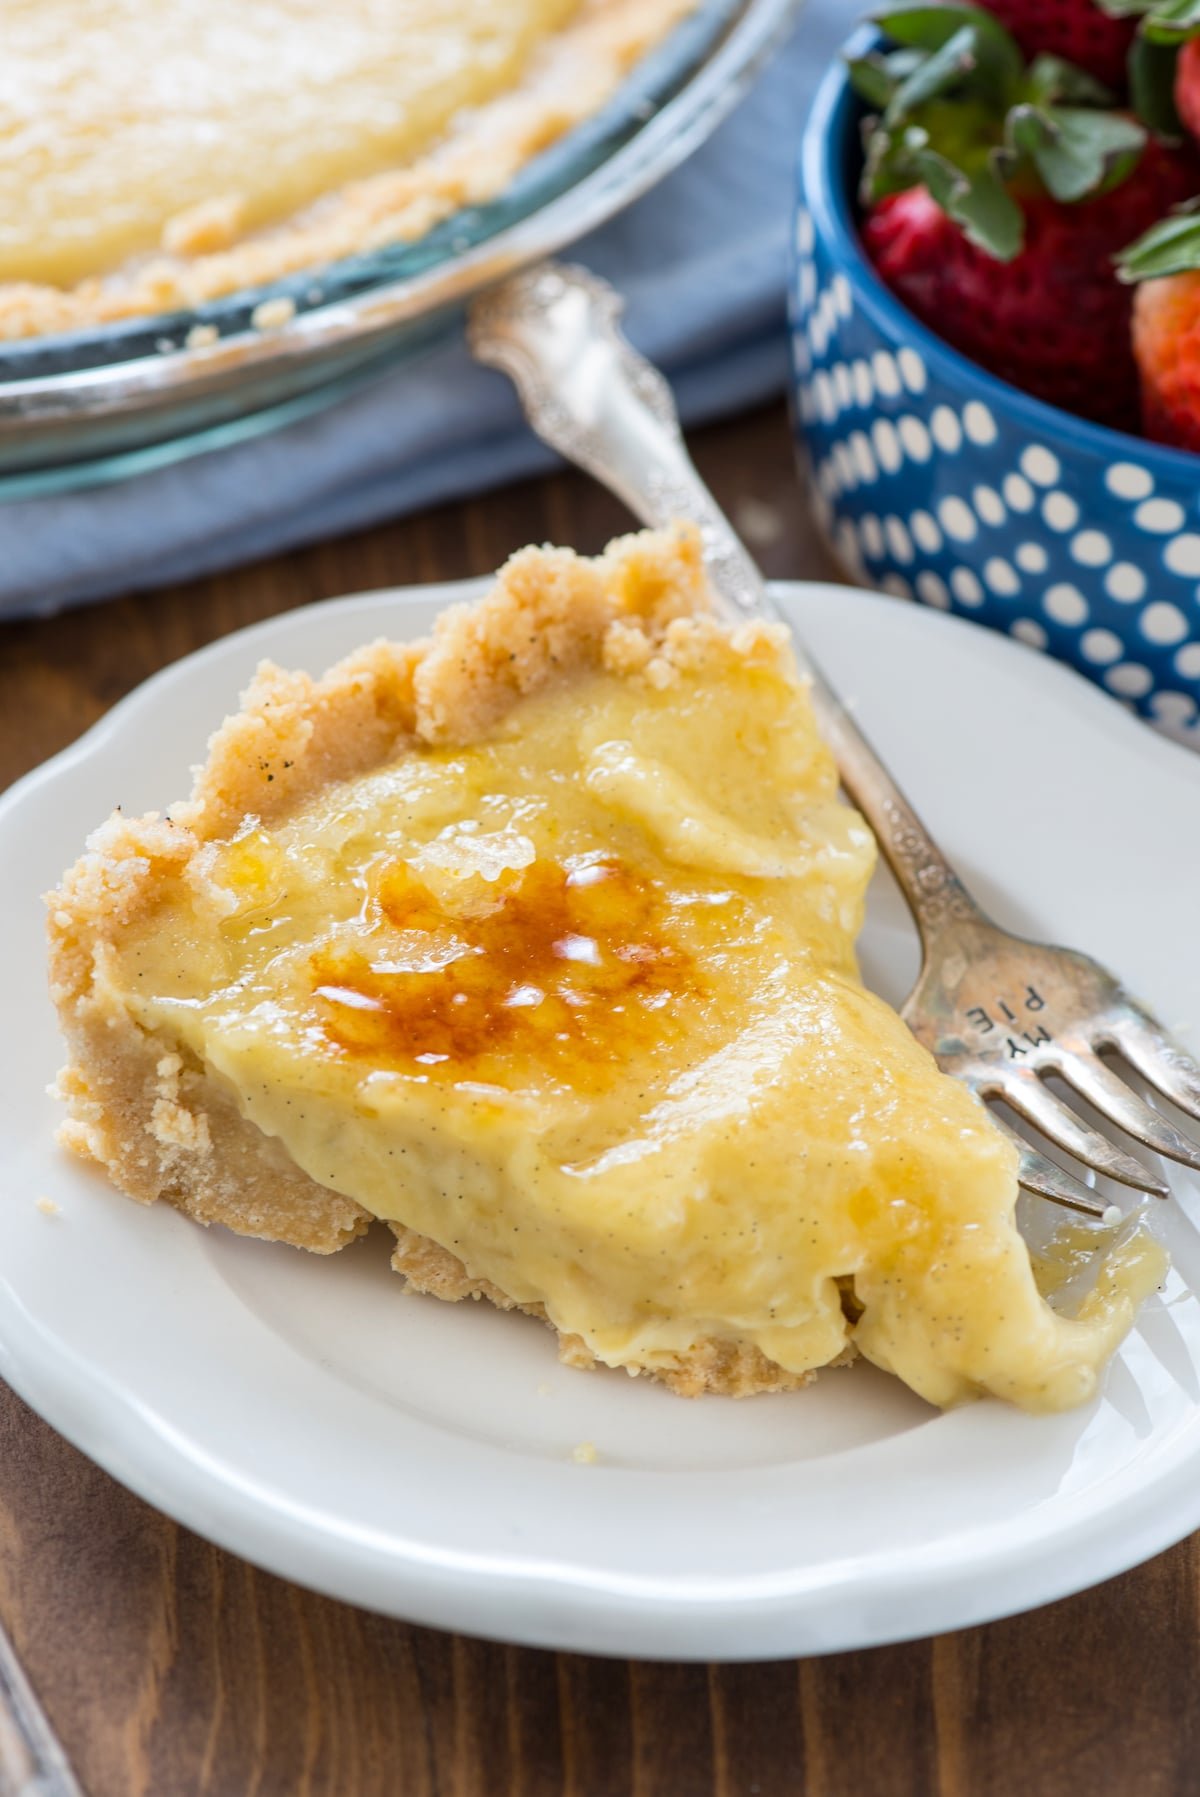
[
  {"x1": 1088, "y1": 1, "x2": 1200, "y2": 139},
  {"x1": 852, "y1": 6, "x2": 1199, "y2": 429},
  {"x1": 1177, "y1": 37, "x2": 1200, "y2": 138},
  {"x1": 1130, "y1": 271, "x2": 1200, "y2": 448},
  {"x1": 1117, "y1": 174, "x2": 1200, "y2": 448},
  {"x1": 977, "y1": 0, "x2": 1136, "y2": 91},
  {"x1": 864, "y1": 137, "x2": 1198, "y2": 430}
]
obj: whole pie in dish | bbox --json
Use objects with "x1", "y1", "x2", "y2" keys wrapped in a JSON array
[
  {"x1": 1, "y1": 0, "x2": 696, "y2": 342},
  {"x1": 47, "y1": 527, "x2": 1163, "y2": 1409}
]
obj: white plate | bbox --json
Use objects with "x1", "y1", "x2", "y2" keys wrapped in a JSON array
[{"x1": 4, "y1": 580, "x2": 1200, "y2": 1662}]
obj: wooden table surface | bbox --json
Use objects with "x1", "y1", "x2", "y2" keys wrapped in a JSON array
[{"x1": 1, "y1": 402, "x2": 1196, "y2": 1797}]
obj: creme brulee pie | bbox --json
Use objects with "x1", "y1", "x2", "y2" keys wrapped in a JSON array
[
  {"x1": 46, "y1": 528, "x2": 1163, "y2": 1411},
  {"x1": 0, "y1": 0, "x2": 696, "y2": 341}
]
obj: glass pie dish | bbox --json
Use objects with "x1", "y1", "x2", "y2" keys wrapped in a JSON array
[{"x1": 0, "y1": 0, "x2": 798, "y2": 492}]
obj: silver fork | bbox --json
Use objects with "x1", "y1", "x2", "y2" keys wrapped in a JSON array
[
  {"x1": 468, "y1": 261, "x2": 1200, "y2": 1220},
  {"x1": 0, "y1": 1614, "x2": 82, "y2": 1797}
]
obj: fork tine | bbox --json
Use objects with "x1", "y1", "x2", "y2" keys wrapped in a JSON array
[
  {"x1": 1058, "y1": 1041, "x2": 1200, "y2": 1174},
  {"x1": 1105, "y1": 1011, "x2": 1200, "y2": 1125},
  {"x1": 1017, "y1": 1150, "x2": 1108, "y2": 1218},
  {"x1": 992, "y1": 1068, "x2": 1170, "y2": 1197},
  {"x1": 988, "y1": 1116, "x2": 1109, "y2": 1217}
]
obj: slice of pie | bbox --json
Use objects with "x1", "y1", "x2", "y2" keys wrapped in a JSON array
[
  {"x1": 0, "y1": 0, "x2": 695, "y2": 341},
  {"x1": 47, "y1": 527, "x2": 1162, "y2": 1409}
]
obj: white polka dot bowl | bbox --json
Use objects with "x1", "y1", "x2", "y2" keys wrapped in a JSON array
[{"x1": 791, "y1": 37, "x2": 1200, "y2": 743}]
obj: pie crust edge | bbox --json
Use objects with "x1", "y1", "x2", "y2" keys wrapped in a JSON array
[{"x1": 47, "y1": 526, "x2": 840, "y2": 1396}]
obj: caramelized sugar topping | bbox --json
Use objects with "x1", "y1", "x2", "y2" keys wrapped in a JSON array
[{"x1": 309, "y1": 855, "x2": 699, "y2": 1084}]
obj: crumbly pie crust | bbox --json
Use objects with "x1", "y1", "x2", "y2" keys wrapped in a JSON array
[
  {"x1": 0, "y1": 0, "x2": 694, "y2": 343},
  {"x1": 47, "y1": 527, "x2": 824, "y2": 1396},
  {"x1": 48, "y1": 526, "x2": 1167, "y2": 1411}
]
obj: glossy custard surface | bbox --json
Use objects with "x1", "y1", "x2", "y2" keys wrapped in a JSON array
[{"x1": 111, "y1": 640, "x2": 1161, "y2": 1409}]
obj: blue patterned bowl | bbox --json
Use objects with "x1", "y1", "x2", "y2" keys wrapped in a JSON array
[{"x1": 791, "y1": 35, "x2": 1200, "y2": 742}]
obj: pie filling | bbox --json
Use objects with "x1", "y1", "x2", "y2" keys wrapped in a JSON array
[
  {"x1": 56, "y1": 540, "x2": 1163, "y2": 1411},
  {"x1": 0, "y1": 0, "x2": 695, "y2": 339}
]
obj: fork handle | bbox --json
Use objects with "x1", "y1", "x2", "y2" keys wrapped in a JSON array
[
  {"x1": 467, "y1": 262, "x2": 983, "y2": 945},
  {"x1": 0, "y1": 1615, "x2": 82, "y2": 1797}
]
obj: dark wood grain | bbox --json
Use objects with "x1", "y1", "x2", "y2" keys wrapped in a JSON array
[{"x1": 2, "y1": 401, "x2": 1197, "y2": 1797}]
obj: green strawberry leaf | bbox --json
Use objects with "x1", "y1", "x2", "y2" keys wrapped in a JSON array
[
  {"x1": 861, "y1": 113, "x2": 939, "y2": 204},
  {"x1": 846, "y1": 46, "x2": 932, "y2": 113},
  {"x1": 913, "y1": 143, "x2": 1025, "y2": 257},
  {"x1": 1128, "y1": 35, "x2": 1185, "y2": 133},
  {"x1": 870, "y1": 4, "x2": 1003, "y2": 50},
  {"x1": 846, "y1": 52, "x2": 899, "y2": 110},
  {"x1": 1023, "y1": 54, "x2": 1114, "y2": 106},
  {"x1": 1142, "y1": 8, "x2": 1200, "y2": 45},
  {"x1": 1096, "y1": 0, "x2": 1200, "y2": 41},
  {"x1": 883, "y1": 24, "x2": 981, "y2": 121},
  {"x1": 1117, "y1": 199, "x2": 1200, "y2": 278},
  {"x1": 1006, "y1": 104, "x2": 1146, "y2": 201},
  {"x1": 870, "y1": 5, "x2": 1024, "y2": 95},
  {"x1": 860, "y1": 93, "x2": 1001, "y2": 205}
]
